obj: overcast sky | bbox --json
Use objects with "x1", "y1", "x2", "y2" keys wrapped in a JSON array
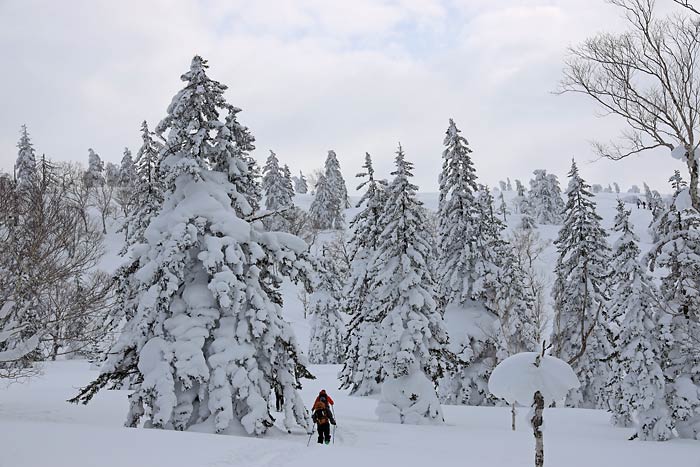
[{"x1": 0, "y1": 0, "x2": 689, "y2": 193}]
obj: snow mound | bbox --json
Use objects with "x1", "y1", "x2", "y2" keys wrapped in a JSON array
[
  {"x1": 488, "y1": 352, "x2": 579, "y2": 406},
  {"x1": 376, "y1": 372, "x2": 444, "y2": 425}
]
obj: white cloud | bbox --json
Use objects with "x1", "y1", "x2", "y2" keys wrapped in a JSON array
[{"x1": 0, "y1": 0, "x2": 688, "y2": 194}]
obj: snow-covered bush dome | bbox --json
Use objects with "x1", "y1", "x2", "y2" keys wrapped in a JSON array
[
  {"x1": 488, "y1": 352, "x2": 580, "y2": 406},
  {"x1": 376, "y1": 372, "x2": 444, "y2": 425}
]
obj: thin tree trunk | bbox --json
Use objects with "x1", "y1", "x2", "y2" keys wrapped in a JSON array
[
  {"x1": 532, "y1": 391, "x2": 544, "y2": 467},
  {"x1": 687, "y1": 152, "x2": 699, "y2": 212},
  {"x1": 511, "y1": 403, "x2": 516, "y2": 431}
]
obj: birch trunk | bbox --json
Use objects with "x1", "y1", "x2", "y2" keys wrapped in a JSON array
[{"x1": 532, "y1": 391, "x2": 544, "y2": 467}]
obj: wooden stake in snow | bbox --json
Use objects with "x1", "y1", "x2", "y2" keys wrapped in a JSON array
[{"x1": 488, "y1": 351, "x2": 579, "y2": 467}]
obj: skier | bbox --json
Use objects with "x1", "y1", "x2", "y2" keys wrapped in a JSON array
[
  {"x1": 274, "y1": 386, "x2": 284, "y2": 412},
  {"x1": 311, "y1": 394, "x2": 336, "y2": 445}
]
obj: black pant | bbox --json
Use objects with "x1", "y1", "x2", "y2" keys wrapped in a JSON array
[{"x1": 317, "y1": 422, "x2": 331, "y2": 443}]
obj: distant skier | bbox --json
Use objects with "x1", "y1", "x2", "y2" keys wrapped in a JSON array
[
  {"x1": 311, "y1": 393, "x2": 336, "y2": 445},
  {"x1": 274, "y1": 386, "x2": 284, "y2": 412}
]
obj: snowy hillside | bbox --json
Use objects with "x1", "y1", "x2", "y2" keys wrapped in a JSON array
[{"x1": 2, "y1": 190, "x2": 698, "y2": 467}]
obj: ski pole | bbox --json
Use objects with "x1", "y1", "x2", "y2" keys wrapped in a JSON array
[
  {"x1": 306, "y1": 429, "x2": 314, "y2": 447},
  {"x1": 331, "y1": 405, "x2": 337, "y2": 445}
]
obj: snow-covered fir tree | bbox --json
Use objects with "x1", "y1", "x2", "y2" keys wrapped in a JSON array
[
  {"x1": 308, "y1": 151, "x2": 348, "y2": 230},
  {"x1": 339, "y1": 153, "x2": 387, "y2": 395},
  {"x1": 643, "y1": 182, "x2": 654, "y2": 207},
  {"x1": 551, "y1": 160, "x2": 611, "y2": 408},
  {"x1": 607, "y1": 200, "x2": 672, "y2": 440},
  {"x1": 528, "y1": 169, "x2": 565, "y2": 224},
  {"x1": 282, "y1": 165, "x2": 295, "y2": 201},
  {"x1": 72, "y1": 56, "x2": 313, "y2": 436},
  {"x1": 493, "y1": 245, "x2": 538, "y2": 361},
  {"x1": 324, "y1": 150, "x2": 349, "y2": 208},
  {"x1": 669, "y1": 170, "x2": 687, "y2": 194},
  {"x1": 372, "y1": 145, "x2": 450, "y2": 424},
  {"x1": 213, "y1": 107, "x2": 260, "y2": 217},
  {"x1": 15, "y1": 125, "x2": 37, "y2": 189},
  {"x1": 105, "y1": 162, "x2": 120, "y2": 187},
  {"x1": 648, "y1": 187, "x2": 700, "y2": 440},
  {"x1": 436, "y1": 118, "x2": 479, "y2": 307},
  {"x1": 308, "y1": 252, "x2": 345, "y2": 365},
  {"x1": 497, "y1": 191, "x2": 509, "y2": 222},
  {"x1": 262, "y1": 150, "x2": 294, "y2": 230},
  {"x1": 437, "y1": 185, "x2": 505, "y2": 407},
  {"x1": 513, "y1": 179, "x2": 528, "y2": 213},
  {"x1": 123, "y1": 121, "x2": 163, "y2": 247},
  {"x1": 83, "y1": 149, "x2": 105, "y2": 188},
  {"x1": 119, "y1": 148, "x2": 137, "y2": 187},
  {"x1": 295, "y1": 170, "x2": 308, "y2": 194},
  {"x1": 308, "y1": 167, "x2": 344, "y2": 230}
]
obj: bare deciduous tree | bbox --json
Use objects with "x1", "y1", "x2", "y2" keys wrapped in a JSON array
[
  {"x1": 673, "y1": 0, "x2": 700, "y2": 14},
  {"x1": 560, "y1": 0, "x2": 700, "y2": 210},
  {"x1": 0, "y1": 162, "x2": 111, "y2": 380}
]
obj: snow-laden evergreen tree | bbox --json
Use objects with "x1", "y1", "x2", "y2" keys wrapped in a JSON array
[
  {"x1": 643, "y1": 182, "x2": 654, "y2": 207},
  {"x1": 607, "y1": 201, "x2": 673, "y2": 440},
  {"x1": 15, "y1": 125, "x2": 37, "y2": 189},
  {"x1": 72, "y1": 56, "x2": 313, "y2": 436},
  {"x1": 83, "y1": 149, "x2": 105, "y2": 188},
  {"x1": 123, "y1": 121, "x2": 163, "y2": 247},
  {"x1": 262, "y1": 151, "x2": 294, "y2": 230},
  {"x1": 213, "y1": 107, "x2": 260, "y2": 217},
  {"x1": 437, "y1": 186, "x2": 505, "y2": 407},
  {"x1": 282, "y1": 164, "x2": 295, "y2": 201},
  {"x1": 308, "y1": 252, "x2": 345, "y2": 365},
  {"x1": 648, "y1": 188, "x2": 700, "y2": 440},
  {"x1": 613, "y1": 182, "x2": 620, "y2": 193},
  {"x1": 506, "y1": 178, "x2": 512, "y2": 191},
  {"x1": 513, "y1": 179, "x2": 528, "y2": 213},
  {"x1": 528, "y1": 169, "x2": 565, "y2": 224},
  {"x1": 436, "y1": 118, "x2": 479, "y2": 307},
  {"x1": 295, "y1": 170, "x2": 308, "y2": 194},
  {"x1": 339, "y1": 153, "x2": 387, "y2": 395},
  {"x1": 308, "y1": 170, "x2": 344, "y2": 230},
  {"x1": 105, "y1": 162, "x2": 120, "y2": 187},
  {"x1": 371, "y1": 145, "x2": 450, "y2": 424},
  {"x1": 551, "y1": 160, "x2": 611, "y2": 408},
  {"x1": 119, "y1": 148, "x2": 137, "y2": 187},
  {"x1": 324, "y1": 150, "x2": 349, "y2": 209},
  {"x1": 493, "y1": 245, "x2": 538, "y2": 361},
  {"x1": 497, "y1": 191, "x2": 509, "y2": 222},
  {"x1": 519, "y1": 201, "x2": 538, "y2": 230},
  {"x1": 669, "y1": 170, "x2": 688, "y2": 194}
]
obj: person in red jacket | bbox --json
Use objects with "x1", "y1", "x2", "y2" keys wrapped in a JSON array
[{"x1": 311, "y1": 397, "x2": 335, "y2": 444}]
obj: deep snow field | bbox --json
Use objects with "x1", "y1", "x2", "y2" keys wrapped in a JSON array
[{"x1": 1, "y1": 191, "x2": 699, "y2": 467}]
